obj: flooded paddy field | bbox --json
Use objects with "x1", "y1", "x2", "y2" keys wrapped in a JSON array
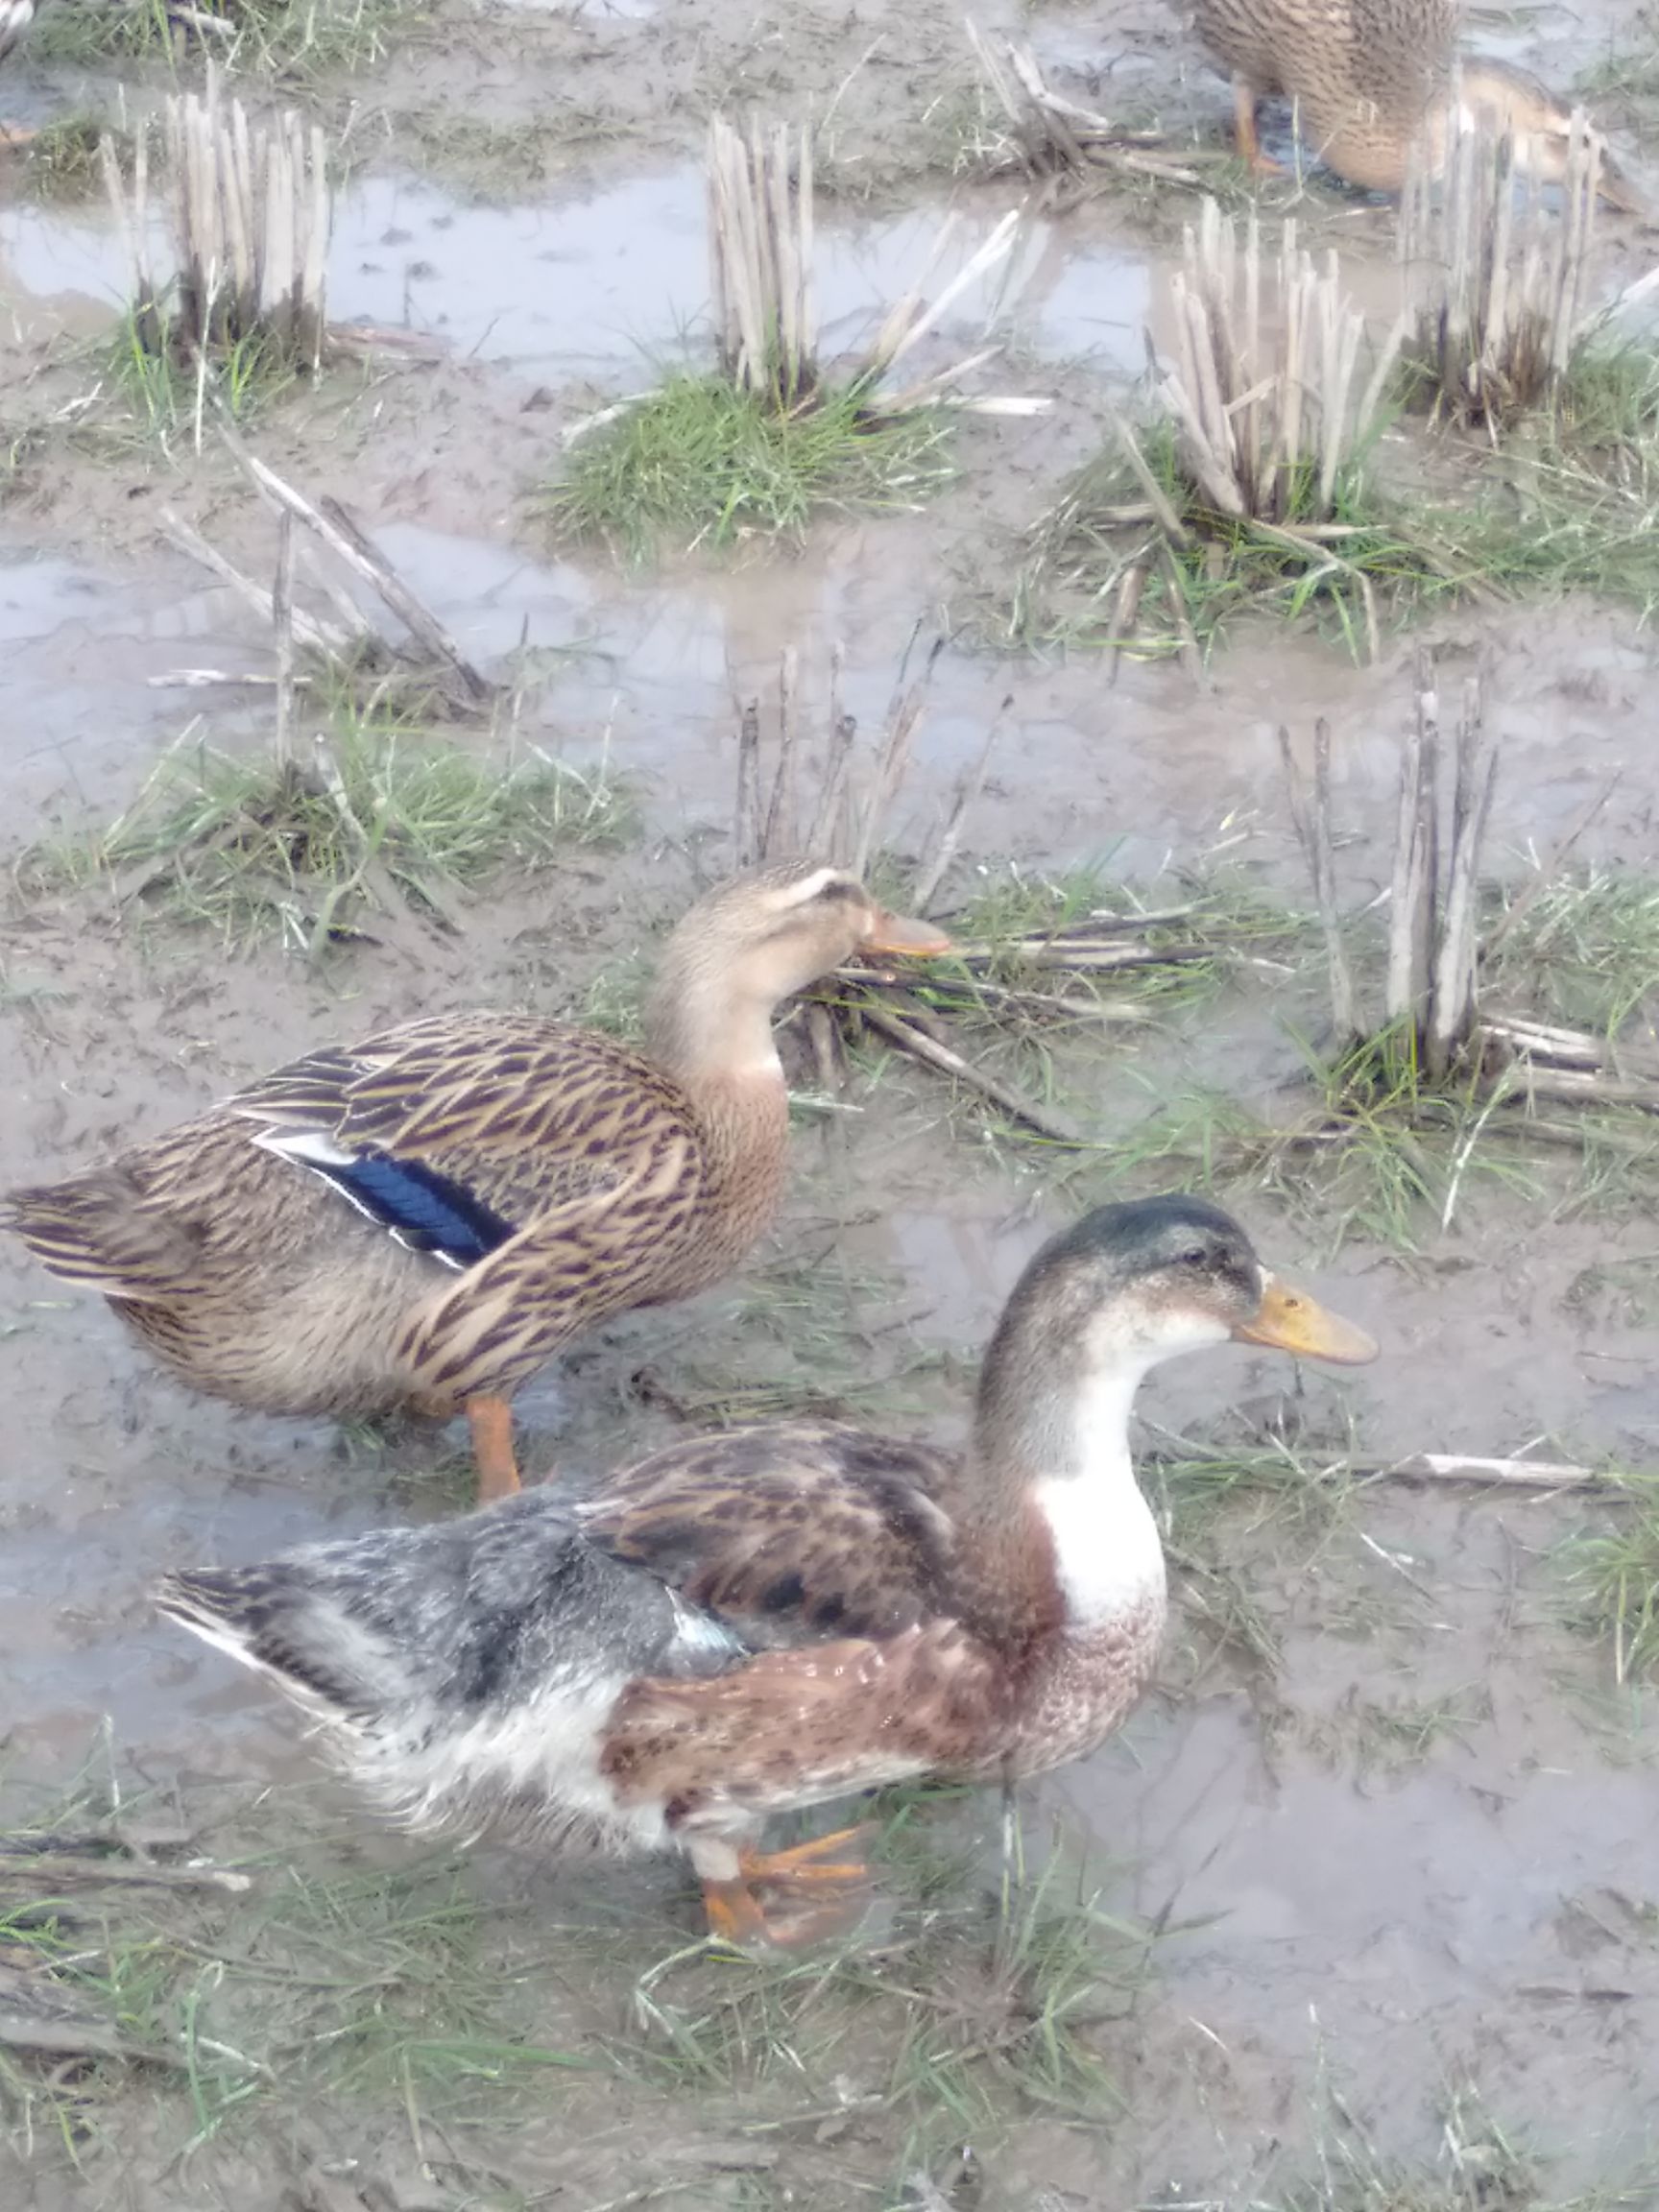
[{"x1": 3, "y1": 0, "x2": 1659, "y2": 2206}]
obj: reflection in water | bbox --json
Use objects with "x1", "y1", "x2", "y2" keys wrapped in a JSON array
[
  {"x1": 0, "y1": 163, "x2": 1158, "y2": 379},
  {"x1": 0, "y1": 553, "x2": 267, "y2": 819}
]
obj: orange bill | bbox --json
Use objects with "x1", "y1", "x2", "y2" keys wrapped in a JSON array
[
  {"x1": 1231, "y1": 1275, "x2": 1378, "y2": 1366},
  {"x1": 857, "y1": 908, "x2": 953, "y2": 958}
]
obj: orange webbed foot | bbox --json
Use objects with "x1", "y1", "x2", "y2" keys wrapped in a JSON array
[
  {"x1": 700, "y1": 1877, "x2": 868, "y2": 1953},
  {"x1": 468, "y1": 1394, "x2": 521, "y2": 1504},
  {"x1": 738, "y1": 1822, "x2": 874, "y2": 1890},
  {"x1": 700, "y1": 1825, "x2": 877, "y2": 1952}
]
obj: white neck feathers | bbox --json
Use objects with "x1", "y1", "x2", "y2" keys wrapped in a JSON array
[{"x1": 1030, "y1": 1361, "x2": 1166, "y2": 1626}]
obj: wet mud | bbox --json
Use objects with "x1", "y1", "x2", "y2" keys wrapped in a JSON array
[{"x1": 2, "y1": 0, "x2": 1659, "y2": 2204}]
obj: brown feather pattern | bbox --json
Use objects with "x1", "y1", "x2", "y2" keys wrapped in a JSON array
[
  {"x1": 5, "y1": 1012, "x2": 782, "y2": 1419},
  {"x1": 579, "y1": 1420, "x2": 1158, "y2": 1835},
  {"x1": 5, "y1": 862, "x2": 928, "y2": 1428},
  {"x1": 580, "y1": 1424, "x2": 961, "y2": 1645},
  {"x1": 152, "y1": 1200, "x2": 1364, "y2": 1873},
  {"x1": 1191, "y1": 0, "x2": 1571, "y2": 194}
]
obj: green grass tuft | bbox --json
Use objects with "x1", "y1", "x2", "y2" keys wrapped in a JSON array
[
  {"x1": 1565, "y1": 1472, "x2": 1659, "y2": 1687},
  {"x1": 31, "y1": 0, "x2": 419, "y2": 81},
  {"x1": 23, "y1": 719, "x2": 630, "y2": 950},
  {"x1": 1266, "y1": 2083, "x2": 1542, "y2": 2212},
  {"x1": 21, "y1": 114, "x2": 121, "y2": 203},
  {"x1": 1401, "y1": 342, "x2": 1659, "y2": 618},
  {"x1": 105, "y1": 305, "x2": 300, "y2": 440},
  {"x1": 1576, "y1": 37, "x2": 1659, "y2": 104},
  {"x1": 1001, "y1": 341, "x2": 1659, "y2": 659},
  {"x1": 1486, "y1": 868, "x2": 1659, "y2": 1036},
  {"x1": 611, "y1": 1792, "x2": 1147, "y2": 2158},
  {"x1": 1006, "y1": 418, "x2": 1446, "y2": 661},
  {"x1": 544, "y1": 373, "x2": 957, "y2": 559}
]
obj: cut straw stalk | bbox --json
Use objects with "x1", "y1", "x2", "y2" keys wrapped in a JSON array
[
  {"x1": 104, "y1": 64, "x2": 331, "y2": 373},
  {"x1": 1161, "y1": 201, "x2": 1400, "y2": 528},
  {"x1": 1286, "y1": 657, "x2": 1496, "y2": 1071},
  {"x1": 963, "y1": 21, "x2": 1204, "y2": 190},
  {"x1": 709, "y1": 116, "x2": 817, "y2": 402},
  {"x1": 733, "y1": 634, "x2": 954, "y2": 888},
  {"x1": 1400, "y1": 94, "x2": 1605, "y2": 423},
  {"x1": 705, "y1": 111, "x2": 1041, "y2": 422}
]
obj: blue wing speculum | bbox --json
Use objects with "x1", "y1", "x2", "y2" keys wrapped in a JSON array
[{"x1": 252, "y1": 1128, "x2": 517, "y2": 1270}]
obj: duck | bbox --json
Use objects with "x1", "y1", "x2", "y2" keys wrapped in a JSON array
[
  {"x1": 156, "y1": 1194, "x2": 1377, "y2": 1950},
  {"x1": 5, "y1": 860, "x2": 948, "y2": 1505},
  {"x1": 1191, "y1": 0, "x2": 1640, "y2": 208}
]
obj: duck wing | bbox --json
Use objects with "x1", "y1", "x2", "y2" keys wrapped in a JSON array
[
  {"x1": 233, "y1": 1010, "x2": 702, "y2": 1262},
  {"x1": 577, "y1": 1419, "x2": 962, "y2": 1649},
  {"x1": 586, "y1": 1420, "x2": 1006, "y2": 1816},
  {"x1": 5, "y1": 1013, "x2": 704, "y2": 1314}
]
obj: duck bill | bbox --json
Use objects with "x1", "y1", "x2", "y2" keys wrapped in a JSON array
[
  {"x1": 1231, "y1": 1275, "x2": 1378, "y2": 1366},
  {"x1": 857, "y1": 908, "x2": 953, "y2": 958}
]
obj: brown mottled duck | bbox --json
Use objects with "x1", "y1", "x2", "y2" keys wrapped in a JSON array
[
  {"x1": 157, "y1": 1195, "x2": 1378, "y2": 1950},
  {"x1": 5, "y1": 861, "x2": 949, "y2": 1505},
  {"x1": 1191, "y1": 0, "x2": 1639, "y2": 207}
]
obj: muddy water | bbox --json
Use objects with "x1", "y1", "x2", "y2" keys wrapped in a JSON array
[
  {"x1": 7, "y1": 502, "x2": 1658, "y2": 883},
  {"x1": 0, "y1": 550, "x2": 271, "y2": 819},
  {"x1": 359, "y1": 520, "x2": 1659, "y2": 885},
  {"x1": 1, "y1": 162, "x2": 1149, "y2": 379},
  {"x1": 1045, "y1": 1682, "x2": 1659, "y2": 2185}
]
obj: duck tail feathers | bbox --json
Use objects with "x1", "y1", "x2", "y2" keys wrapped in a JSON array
[{"x1": 156, "y1": 1564, "x2": 389, "y2": 1723}]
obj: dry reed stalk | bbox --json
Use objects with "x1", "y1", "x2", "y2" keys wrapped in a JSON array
[
  {"x1": 963, "y1": 21, "x2": 1204, "y2": 192},
  {"x1": 709, "y1": 115, "x2": 818, "y2": 402},
  {"x1": 102, "y1": 64, "x2": 331, "y2": 373},
  {"x1": 733, "y1": 637, "x2": 954, "y2": 885},
  {"x1": 158, "y1": 434, "x2": 494, "y2": 721},
  {"x1": 272, "y1": 507, "x2": 297, "y2": 773},
  {"x1": 1277, "y1": 716, "x2": 1357, "y2": 1043},
  {"x1": 1285, "y1": 660, "x2": 1497, "y2": 1072},
  {"x1": 857, "y1": 999, "x2": 1085, "y2": 1145},
  {"x1": 1424, "y1": 673, "x2": 1498, "y2": 1079},
  {"x1": 1400, "y1": 95, "x2": 1605, "y2": 424},
  {"x1": 1162, "y1": 200, "x2": 1403, "y2": 527},
  {"x1": 706, "y1": 112, "x2": 1041, "y2": 421},
  {"x1": 1384, "y1": 666, "x2": 1439, "y2": 1032}
]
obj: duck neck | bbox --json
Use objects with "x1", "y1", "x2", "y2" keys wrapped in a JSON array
[
  {"x1": 957, "y1": 1333, "x2": 1167, "y2": 1643},
  {"x1": 642, "y1": 973, "x2": 790, "y2": 1227},
  {"x1": 644, "y1": 971, "x2": 784, "y2": 1091}
]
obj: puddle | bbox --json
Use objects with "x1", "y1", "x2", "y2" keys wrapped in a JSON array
[
  {"x1": 1040, "y1": 1691, "x2": 1659, "y2": 2180},
  {"x1": 0, "y1": 199, "x2": 155, "y2": 346},
  {"x1": 2, "y1": 164, "x2": 1152, "y2": 379},
  {"x1": 356, "y1": 519, "x2": 1659, "y2": 881},
  {"x1": 11, "y1": 504, "x2": 1655, "y2": 892},
  {"x1": 333, "y1": 167, "x2": 1153, "y2": 376},
  {"x1": 0, "y1": 550, "x2": 270, "y2": 821}
]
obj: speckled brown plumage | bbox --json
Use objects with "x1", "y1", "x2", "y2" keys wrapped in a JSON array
[
  {"x1": 587, "y1": 1415, "x2": 1132, "y2": 1836},
  {"x1": 580, "y1": 1424, "x2": 961, "y2": 1643},
  {"x1": 12, "y1": 1015, "x2": 754, "y2": 1418},
  {"x1": 156, "y1": 1197, "x2": 1378, "y2": 1947},
  {"x1": 1191, "y1": 0, "x2": 1631, "y2": 200},
  {"x1": 6, "y1": 864, "x2": 947, "y2": 1476}
]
